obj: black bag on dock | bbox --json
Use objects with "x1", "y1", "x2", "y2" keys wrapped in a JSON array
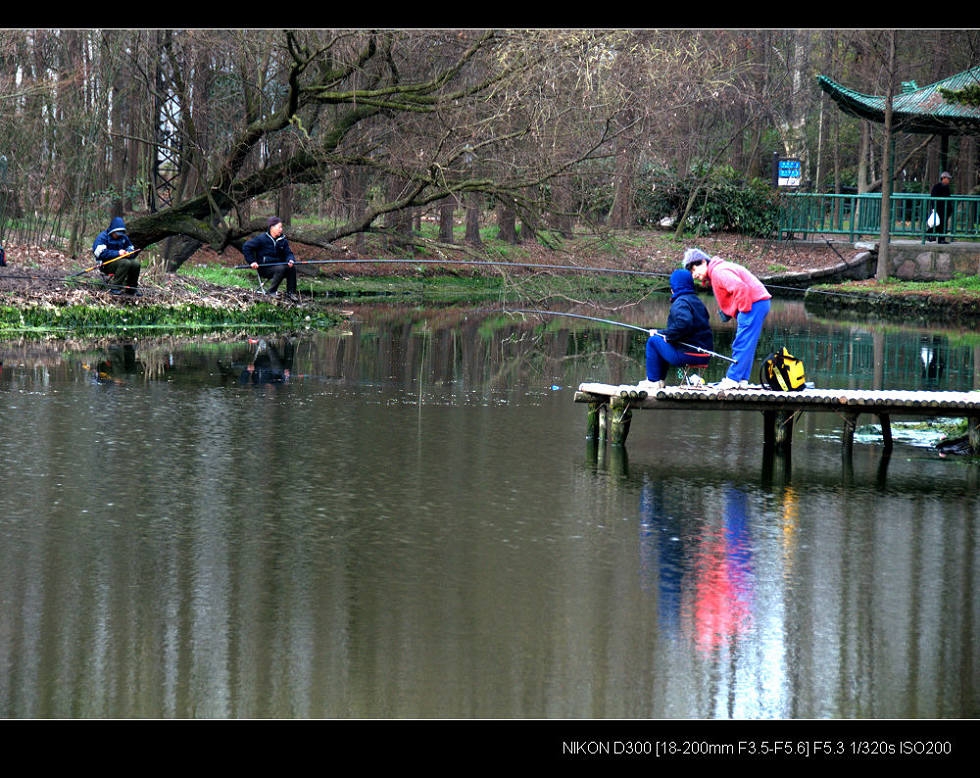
[{"x1": 760, "y1": 347, "x2": 806, "y2": 391}]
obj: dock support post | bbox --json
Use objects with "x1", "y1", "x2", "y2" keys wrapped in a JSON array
[
  {"x1": 842, "y1": 412, "x2": 859, "y2": 455},
  {"x1": 609, "y1": 397, "x2": 632, "y2": 446},
  {"x1": 762, "y1": 444, "x2": 791, "y2": 486},
  {"x1": 762, "y1": 410, "x2": 794, "y2": 454},
  {"x1": 877, "y1": 413, "x2": 893, "y2": 454},
  {"x1": 969, "y1": 416, "x2": 980, "y2": 454},
  {"x1": 775, "y1": 410, "x2": 794, "y2": 453},
  {"x1": 586, "y1": 400, "x2": 602, "y2": 440}
]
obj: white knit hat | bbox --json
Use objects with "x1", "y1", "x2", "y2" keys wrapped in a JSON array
[{"x1": 682, "y1": 248, "x2": 710, "y2": 269}]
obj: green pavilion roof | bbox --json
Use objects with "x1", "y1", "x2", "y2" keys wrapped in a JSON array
[{"x1": 818, "y1": 66, "x2": 980, "y2": 134}]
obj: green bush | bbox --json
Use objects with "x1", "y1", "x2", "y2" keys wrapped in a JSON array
[{"x1": 633, "y1": 165, "x2": 778, "y2": 238}]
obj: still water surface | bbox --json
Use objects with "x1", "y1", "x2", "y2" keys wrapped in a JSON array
[{"x1": 0, "y1": 298, "x2": 977, "y2": 718}]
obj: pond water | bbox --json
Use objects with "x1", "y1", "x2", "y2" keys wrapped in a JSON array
[{"x1": 0, "y1": 297, "x2": 977, "y2": 721}]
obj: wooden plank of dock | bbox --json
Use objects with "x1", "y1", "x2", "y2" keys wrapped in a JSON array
[{"x1": 574, "y1": 382, "x2": 980, "y2": 453}]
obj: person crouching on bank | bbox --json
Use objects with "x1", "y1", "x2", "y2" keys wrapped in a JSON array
[{"x1": 92, "y1": 216, "x2": 141, "y2": 295}]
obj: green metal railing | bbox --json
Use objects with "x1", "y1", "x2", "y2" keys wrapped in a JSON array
[{"x1": 778, "y1": 192, "x2": 980, "y2": 243}]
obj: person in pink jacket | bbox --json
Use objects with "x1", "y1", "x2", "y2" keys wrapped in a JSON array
[{"x1": 682, "y1": 248, "x2": 771, "y2": 389}]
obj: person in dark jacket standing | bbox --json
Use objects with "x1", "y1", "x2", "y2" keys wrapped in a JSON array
[
  {"x1": 243, "y1": 217, "x2": 298, "y2": 300},
  {"x1": 929, "y1": 171, "x2": 952, "y2": 243},
  {"x1": 639, "y1": 268, "x2": 714, "y2": 391},
  {"x1": 92, "y1": 216, "x2": 141, "y2": 295}
]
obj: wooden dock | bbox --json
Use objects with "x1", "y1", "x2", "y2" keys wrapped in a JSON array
[{"x1": 574, "y1": 382, "x2": 980, "y2": 454}]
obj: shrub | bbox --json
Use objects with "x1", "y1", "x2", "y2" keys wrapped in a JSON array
[{"x1": 634, "y1": 165, "x2": 778, "y2": 238}]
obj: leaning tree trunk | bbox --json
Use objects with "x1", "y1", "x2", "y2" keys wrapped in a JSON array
[{"x1": 164, "y1": 235, "x2": 205, "y2": 272}]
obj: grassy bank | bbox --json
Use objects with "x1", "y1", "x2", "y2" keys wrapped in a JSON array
[
  {"x1": 805, "y1": 276, "x2": 980, "y2": 323},
  {"x1": 5, "y1": 230, "x2": 979, "y2": 334},
  {"x1": 0, "y1": 300, "x2": 338, "y2": 337}
]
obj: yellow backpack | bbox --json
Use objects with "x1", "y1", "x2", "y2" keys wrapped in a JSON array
[{"x1": 759, "y1": 347, "x2": 806, "y2": 391}]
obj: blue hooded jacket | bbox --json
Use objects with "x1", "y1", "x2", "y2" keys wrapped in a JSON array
[
  {"x1": 660, "y1": 269, "x2": 713, "y2": 352},
  {"x1": 92, "y1": 216, "x2": 135, "y2": 262}
]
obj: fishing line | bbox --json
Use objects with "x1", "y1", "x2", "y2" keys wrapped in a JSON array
[
  {"x1": 232, "y1": 257, "x2": 675, "y2": 316},
  {"x1": 0, "y1": 271, "x2": 160, "y2": 295},
  {"x1": 507, "y1": 308, "x2": 737, "y2": 363},
  {"x1": 0, "y1": 271, "x2": 120, "y2": 290},
  {"x1": 508, "y1": 308, "x2": 651, "y2": 334},
  {"x1": 0, "y1": 252, "x2": 907, "y2": 307},
  {"x1": 232, "y1": 257, "x2": 673, "y2": 278},
  {"x1": 228, "y1": 257, "x2": 893, "y2": 304}
]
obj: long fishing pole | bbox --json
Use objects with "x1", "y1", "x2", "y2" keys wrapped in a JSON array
[
  {"x1": 229, "y1": 257, "x2": 888, "y2": 304},
  {"x1": 232, "y1": 257, "x2": 671, "y2": 279},
  {"x1": 70, "y1": 248, "x2": 142, "y2": 278},
  {"x1": 509, "y1": 308, "x2": 737, "y2": 363}
]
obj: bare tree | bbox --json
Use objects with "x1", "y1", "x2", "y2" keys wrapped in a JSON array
[
  {"x1": 117, "y1": 29, "x2": 626, "y2": 269},
  {"x1": 4, "y1": 27, "x2": 980, "y2": 263}
]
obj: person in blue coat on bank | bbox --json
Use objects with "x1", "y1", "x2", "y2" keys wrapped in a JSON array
[
  {"x1": 639, "y1": 268, "x2": 713, "y2": 391},
  {"x1": 92, "y1": 216, "x2": 141, "y2": 295}
]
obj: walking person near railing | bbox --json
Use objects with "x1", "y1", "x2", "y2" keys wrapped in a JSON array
[{"x1": 928, "y1": 171, "x2": 953, "y2": 244}]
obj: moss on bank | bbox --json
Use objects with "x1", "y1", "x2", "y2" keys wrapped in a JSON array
[
  {"x1": 0, "y1": 301, "x2": 340, "y2": 337},
  {"x1": 805, "y1": 278, "x2": 980, "y2": 323}
]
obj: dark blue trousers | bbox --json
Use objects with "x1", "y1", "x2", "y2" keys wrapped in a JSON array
[{"x1": 646, "y1": 335, "x2": 710, "y2": 381}]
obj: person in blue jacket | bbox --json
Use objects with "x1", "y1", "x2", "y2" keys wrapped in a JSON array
[
  {"x1": 639, "y1": 268, "x2": 713, "y2": 390},
  {"x1": 92, "y1": 216, "x2": 141, "y2": 294},
  {"x1": 242, "y1": 217, "x2": 298, "y2": 300}
]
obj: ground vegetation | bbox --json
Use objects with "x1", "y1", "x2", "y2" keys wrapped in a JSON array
[
  {"x1": 5, "y1": 229, "x2": 977, "y2": 334},
  {"x1": 2, "y1": 29, "x2": 980, "y2": 332},
  {"x1": 2, "y1": 29, "x2": 978, "y2": 271}
]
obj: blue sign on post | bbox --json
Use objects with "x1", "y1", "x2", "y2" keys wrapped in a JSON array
[{"x1": 777, "y1": 158, "x2": 802, "y2": 188}]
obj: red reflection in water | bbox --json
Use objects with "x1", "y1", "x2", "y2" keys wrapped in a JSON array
[{"x1": 689, "y1": 523, "x2": 754, "y2": 651}]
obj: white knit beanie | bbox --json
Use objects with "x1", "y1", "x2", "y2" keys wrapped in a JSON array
[{"x1": 682, "y1": 248, "x2": 711, "y2": 269}]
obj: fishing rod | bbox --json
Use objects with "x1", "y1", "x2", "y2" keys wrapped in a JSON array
[
  {"x1": 233, "y1": 253, "x2": 902, "y2": 303},
  {"x1": 70, "y1": 249, "x2": 142, "y2": 278},
  {"x1": 1, "y1": 269, "x2": 148, "y2": 292},
  {"x1": 508, "y1": 308, "x2": 737, "y2": 363},
  {"x1": 227, "y1": 257, "x2": 898, "y2": 305},
  {"x1": 232, "y1": 257, "x2": 671, "y2": 279}
]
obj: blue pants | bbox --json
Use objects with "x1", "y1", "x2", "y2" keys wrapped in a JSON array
[
  {"x1": 726, "y1": 299, "x2": 770, "y2": 382},
  {"x1": 646, "y1": 336, "x2": 710, "y2": 381}
]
